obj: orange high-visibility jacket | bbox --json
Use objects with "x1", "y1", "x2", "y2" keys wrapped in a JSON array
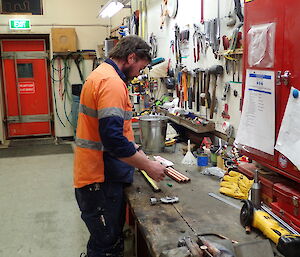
[{"x1": 73, "y1": 61, "x2": 135, "y2": 188}]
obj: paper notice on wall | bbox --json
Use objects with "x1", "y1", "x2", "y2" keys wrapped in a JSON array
[
  {"x1": 235, "y1": 69, "x2": 275, "y2": 155},
  {"x1": 275, "y1": 87, "x2": 300, "y2": 170}
]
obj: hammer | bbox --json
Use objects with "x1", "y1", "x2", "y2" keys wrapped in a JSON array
[{"x1": 208, "y1": 65, "x2": 224, "y2": 119}]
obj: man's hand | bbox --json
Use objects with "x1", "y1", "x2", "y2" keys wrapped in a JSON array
[
  {"x1": 144, "y1": 160, "x2": 166, "y2": 182},
  {"x1": 119, "y1": 148, "x2": 166, "y2": 182}
]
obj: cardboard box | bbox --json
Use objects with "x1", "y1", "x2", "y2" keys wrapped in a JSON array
[{"x1": 51, "y1": 28, "x2": 77, "y2": 52}]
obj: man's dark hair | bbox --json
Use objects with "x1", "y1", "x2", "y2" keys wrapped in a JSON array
[{"x1": 109, "y1": 35, "x2": 152, "y2": 62}]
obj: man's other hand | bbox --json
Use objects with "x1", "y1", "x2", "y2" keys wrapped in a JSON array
[{"x1": 145, "y1": 161, "x2": 166, "y2": 182}]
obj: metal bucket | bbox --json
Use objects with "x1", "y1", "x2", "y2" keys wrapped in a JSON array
[{"x1": 139, "y1": 115, "x2": 168, "y2": 153}]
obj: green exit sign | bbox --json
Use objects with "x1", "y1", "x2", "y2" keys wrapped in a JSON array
[{"x1": 9, "y1": 19, "x2": 31, "y2": 30}]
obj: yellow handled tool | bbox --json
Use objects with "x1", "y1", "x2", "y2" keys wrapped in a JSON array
[
  {"x1": 240, "y1": 200, "x2": 300, "y2": 257},
  {"x1": 140, "y1": 170, "x2": 161, "y2": 192}
]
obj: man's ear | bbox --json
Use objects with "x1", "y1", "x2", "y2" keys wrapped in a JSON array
[{"x1": 127, "y1": 53, "x2": 136, "y2": 64}]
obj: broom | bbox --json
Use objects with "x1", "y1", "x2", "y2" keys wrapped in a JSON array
[{"x1": 181, "y1": 140, "x2": 197, "y2": 165}]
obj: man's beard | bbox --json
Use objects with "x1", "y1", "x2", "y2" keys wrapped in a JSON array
[{"x1": 122, "y1": 66, "x2": 134, "y2": 81}]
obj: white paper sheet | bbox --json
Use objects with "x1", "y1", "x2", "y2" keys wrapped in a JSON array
[
  {"x1": 235, "y1": 69, "x2": 275, "y2": 155},
  {"x1": 275, "y1": 87, "x2": 300, "y2": 170}
]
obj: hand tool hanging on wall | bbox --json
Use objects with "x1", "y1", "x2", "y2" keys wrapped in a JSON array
[
  {"x1": 227, "y1": 11, "x2": 237, "y2": 27},
  {"x1": 179, "y1": 27, "x2": 190, "y2": 59},
  {"x1": 208, "y1": 65, "x2": 224, "y2": 119},
  {"x1": 188, "y1": 73, "x2": 193, "y2": 109},
  {"x1": 234, "y1": 0, "x2": 244, "y2": 23},
  {"x1": 177, "y1": 71, "x2": 182, "y2": 105},
  {"x1": 174, "y1": 24, "x2": 182, "y2": 66},
  {"x1": 180, "y1": 29, "x2": 190, "y2": 42},
  {"x1": 217, "y1": 0, "x2": 221, "y2": 56},
  {"x1": 204, "y1": 69, "x2": 211, "y2": 110},
  {"x1": 221, "y1": 104, "x2": 230, "y2": 119},
  {"x1": 130, "y1": 10, "x2": 139, "y2": 35},
  {"x1": 181, "y1": 69, "x2": 188, "y2": 107},
  {"x1": 200, "y1": 0, "x2": 204, "y2": 24},
  {"x1": 192, "y1": 71, "x2": 196, "y2": 107},
  {"x1": 200, "y1": 70, "x2": 206, "y2": 107},
  {"x1": 149, "y1": 33, "x2": 158, "y2": 58},
  {"x1": 160, "y1": 0, "x2": 168, "y2": 29},
  {"x1": 194, "y1": 68, "x2": 200, "y2": 112},
  {"x1": 222, "y1": 82, "x2": 230, "y2": 101},
  {"x1": 208, "y1": 19, "x2": 220, "y2": 58},
  {"x1": 237, "y1": 57, "x2": 241, "y2": 82},
  {"x1": 193, "y1": 25, "x2": 200, "y2": 62}
]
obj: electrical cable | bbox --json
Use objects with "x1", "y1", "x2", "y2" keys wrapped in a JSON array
[
  {"x1": 50, "y1": 54, "x2": 74, "y2": 128},
  {"x1": 63, "y1": 54, "x2": 75, "y2": 127},
  {"x1": 50, "y1": 53, "x2": 89, "y2": 129},
  {"x1": 51, "y1": 57, "x2": 66, "y2": 127}
]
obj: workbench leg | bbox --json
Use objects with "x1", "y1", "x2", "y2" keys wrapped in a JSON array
[{"x1": 135, "y1": 220, "x2": 152, "y2": 257}]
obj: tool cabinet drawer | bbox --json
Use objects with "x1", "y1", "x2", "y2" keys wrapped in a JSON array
[
  {"x1": 272, "y1": 183, "x2": 300, "y2": 218},
  {"x1": 271, "y1": 202, "x2": 300, "y2": 232}
]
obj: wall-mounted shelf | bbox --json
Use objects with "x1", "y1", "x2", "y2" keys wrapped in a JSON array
[
  {"x1": 158, "y1": 108, "x2": 215, "y2": 134},
  {"x1": 53, "y1": 51, "x2": 97, "y2": 60}
]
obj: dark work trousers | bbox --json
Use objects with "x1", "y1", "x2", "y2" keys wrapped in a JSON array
[{"x1": 75, "y1": 182, "x2": 126, "y2": 257}]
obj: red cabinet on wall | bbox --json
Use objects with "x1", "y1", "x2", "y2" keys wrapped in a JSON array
[
  {"x1": 240, "y1": 0, "x2": 300, "y2": 183},
  {"x1": 1, "y1": 39, "x2": 51, "y2": 138}
]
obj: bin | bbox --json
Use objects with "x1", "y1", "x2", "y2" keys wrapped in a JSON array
[{"x1": 139, "y1": 115, "x2": 168, "y2": 153}]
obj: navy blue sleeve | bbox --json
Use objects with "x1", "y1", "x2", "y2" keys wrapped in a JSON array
[{"x1": 99, "y1": 116, "x2": 137, "y2": 158}]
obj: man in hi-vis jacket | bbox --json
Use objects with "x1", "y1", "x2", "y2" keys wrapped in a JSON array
[{"x1": 74, "y1": 36, "x2": 166, "y2": 257}]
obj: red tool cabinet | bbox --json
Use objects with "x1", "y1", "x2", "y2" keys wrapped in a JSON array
[
  {"x1": 241, "y1": 0, "x2": 300, "y2": 183},
  {"x1": 1, "y1": 39, "x2": 51, "y2": 137},
  {"x1": 271, "y1": 182, "x2": 300, "y2": 231}
]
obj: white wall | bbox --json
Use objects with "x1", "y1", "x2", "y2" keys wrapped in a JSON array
[
  {"x1": 129, "y1": 0, "x2": 244, "y2": 137},
  {"x1": 111, "y1": 8, "x2": 132, "y2": 31},
  {"x1": 0, "y1": 0, "x2": 111, "y2": 141},
  {"x1": 0, "y1": 0, "x2": 244, "y2": 141}
]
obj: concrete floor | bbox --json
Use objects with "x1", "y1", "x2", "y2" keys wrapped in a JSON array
[{"x1": 0, "y1": 143, "x2": 89, "y2": 257}]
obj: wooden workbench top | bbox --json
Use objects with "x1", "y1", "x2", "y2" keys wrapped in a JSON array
[{"x1": 124, "y1": 150, "x2": 262, "y2": 257}]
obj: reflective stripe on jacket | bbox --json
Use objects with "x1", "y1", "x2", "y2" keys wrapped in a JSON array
[{"x1": 73, "y1": 62, "x2": 135, "y2": 188}]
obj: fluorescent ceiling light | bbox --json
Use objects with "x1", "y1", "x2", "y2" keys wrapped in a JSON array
[{"x1": 98, "y1": 0, "x2": 124, "y2": 18}]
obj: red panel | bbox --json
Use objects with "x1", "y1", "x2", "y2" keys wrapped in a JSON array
[
  {"x1": 274, "y1": 2, "x2": 300, "y2": 180},
  {"x1": 271, "y1": 203, "x2": 300, "y2": 232},
  {"x1": 1, "y1": 40, "x2": 51, "y2": 137},
  {"x1": 8, "y1": 122, "x2": 51, "y2": 137},
  {"x1": 242, "y1": 0, "x2": 286, "y2": 168},
  {"x1": 242, "y1": 0, "x2": 300, "y2": 182},
  {"x1": 2, "y1": 40, "x2": 45, "y2": 51},
  {"x1": 18, "y1": 59, "x2": 49, "y2": 115},
  {"x1": 272, "y1": 183, "x2": 300, "y2": 218},
  {"x1": 2, "y1": 59, "x2": 18, "y2": 116}
]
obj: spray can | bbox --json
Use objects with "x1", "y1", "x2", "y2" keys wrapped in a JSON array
[{"x1": 251, "y1": 169, "x2": 261, "y2": 209}]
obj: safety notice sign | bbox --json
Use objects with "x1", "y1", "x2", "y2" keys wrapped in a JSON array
[
  {"x1": 18, "y1": 82, "x2": 35, "y2": 94},
  {"x1": 235, "y1": 69, "x2": 275, "y2": 155}
]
